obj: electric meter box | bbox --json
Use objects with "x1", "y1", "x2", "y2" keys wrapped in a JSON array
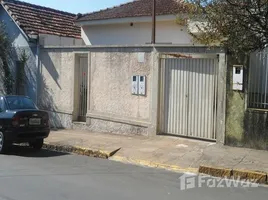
[
  {"x1": 131, "y1": 75, "x2": 139, "y2": 95},
  {"x1": 139, "y1": 76, "x2": 146, "y2": 96},
  {"x1": 233, "y1": 65, "x2": 243, "y2": 91}
]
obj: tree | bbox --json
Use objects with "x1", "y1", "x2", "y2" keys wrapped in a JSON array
[
  {"x1": 183, "y1": 0, "x2": 268, "y2": 56},
  {"x1": 0, "y1": 22, "x2": 13, "y2": 94}
]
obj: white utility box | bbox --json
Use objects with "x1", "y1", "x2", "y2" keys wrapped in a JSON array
[
  {"x1": 139, "y1": 75, "x2": 146, "y2": 96},
  {"x1": 233, "y1": 65, "x2": 244, "y2": 91},
  {"x1": 131, "y1": 75, "x2": 139, "y2": 95}
]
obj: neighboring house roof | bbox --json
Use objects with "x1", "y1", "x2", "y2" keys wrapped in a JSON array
[
  {"x1": 76, "y1": 0, "x2": 187, "y2": 22},
  {"x1": 1, "y1": 0, "x2": 81, "y2": 38}
]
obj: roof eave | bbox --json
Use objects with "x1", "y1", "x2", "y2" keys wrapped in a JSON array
[{"x1": 75, "y1": 14, "x2": 177, "y2": 26}]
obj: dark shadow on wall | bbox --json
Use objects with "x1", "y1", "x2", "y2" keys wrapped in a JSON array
[
  {"x1": 243, "y1": 110, "x2": 268, "y2": 150},
  {"x1": 9, "y1": 46, "x2": 65, "y2": 129},
  {"x1": 0, "y1": 59, "x2": 6, "y2": 95},
  {"x1": 0, "y1": 48, "x2": 19, "y2": 96},
  {"x1": 8, "y1": 45, "x2": 37, "y2": 101},
  {"x1": 1, "y1": 48, "x2": 65, "y2": 130},
  {"x1": 38, "y1": 48, "x2": 76, "y2": 129},
  {"x1": 25, "y1": 46, "x2": 38, "y2": 100},
  {"x1": 38, "y1": 63, "x2": 65, "y2": 129},
  {"x1": 226, "y1": 110, "x2": 268, "y2": 150},
  {"x1": 41, "y1": 50, "x2": 62, "y2": 90},
  {"x1": 225, "y1": 55, "x2": 268, "y2": 150},
  {"x1": 20, "y1": 46, "x2": 37, "y2": 101}
]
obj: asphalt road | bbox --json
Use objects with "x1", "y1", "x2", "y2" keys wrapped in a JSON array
[{"x1": 0, "y1": 146, "x2": 267, "y2": 200}]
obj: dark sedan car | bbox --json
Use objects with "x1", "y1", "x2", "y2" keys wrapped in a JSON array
[{"x1": 0, "y1": 95, "x2": 50, "y2": 153}]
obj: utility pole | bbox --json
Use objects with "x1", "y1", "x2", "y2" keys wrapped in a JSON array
[{"x1": 151, "y1": 0, "x2": 156, "y2": 44}]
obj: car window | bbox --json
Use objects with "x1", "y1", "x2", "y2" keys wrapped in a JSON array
[{"x1": 6, "y1": 96, "x2": 37, "y2": 110}]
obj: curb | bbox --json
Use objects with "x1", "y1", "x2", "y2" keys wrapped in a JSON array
[
  {"x1": 232, "y1": 169, "x2": 267, "y2": 184},
  {"x1": 42, "y1": 143, "x2": 268, "y2": 185},
  {"x1": 44, "y1": 143, "x2": 199, "y2": 174},
  {"x1": 110, "y1": 155, "x2": 199, "y2": 174},
  {"x1": 43, "y1": 143, "x2": 110, "y2": 159},
  {"x1": 199, "y1": 166, "x2": 232, "y2": 178},
  {"x1": 199, "y1": 165, "x2": 268, "y2": 184}
]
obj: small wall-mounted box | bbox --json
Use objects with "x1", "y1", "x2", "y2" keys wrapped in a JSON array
[
  {"x1": 131, "y1": 75, "x2": 147, "y2": 96},
  {"x1": 139, "y1": 75, "x2": 146, "y2": 96},
  {"x1": 233, "y1": 65, "x2": 244, "y2": 91},
  {"x1": 131, "y1": 75, "x2": 139, "y2": 95},
  {"x1": 138, "y1": 52, "x2": 145, "y2": 63}
]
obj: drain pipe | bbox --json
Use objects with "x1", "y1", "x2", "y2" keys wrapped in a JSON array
[
  {"x1": 151, "y1": 0, "x2": 156, "y2": 44},
  {"x1": 35, "y1": 35, "x2": 40, "y2": 105}
]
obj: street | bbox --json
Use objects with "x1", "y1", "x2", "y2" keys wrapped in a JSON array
[{"x1": 0, "y1": 146, "x2": 267, "y2": 200}]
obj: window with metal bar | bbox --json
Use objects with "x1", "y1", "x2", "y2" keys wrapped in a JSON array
[{"x1": 248, "y1": 48, "x2": 268, "y2": 109}]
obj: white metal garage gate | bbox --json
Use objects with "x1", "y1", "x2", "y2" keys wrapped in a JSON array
[{"x1": 159, "y1": 55, "x2": 218, "y2": 140}]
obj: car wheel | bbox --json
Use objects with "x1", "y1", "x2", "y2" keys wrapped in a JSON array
[
  {"x1": 0, "y1": 131, "x2": 7, "y2": 154},
  {"x1": 30, "y1": 139, "x2": 44, "y2": 150}
]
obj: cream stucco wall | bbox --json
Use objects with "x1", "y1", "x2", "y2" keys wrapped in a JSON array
[
  {"x1": 39, "y1": 34, "x2": 84, "y2": 46},
  {"x1": 39, "y1": 49, "x2": 75, "y2": 128},
  {"x1": 39, "y1": 46, "x2": 225, "y2": 138},
  {"x1": 39, "y1": 47, "x2": 154, "y2": 134},
  {"x1": 40, "y1": 49, "x2": 75, "y2": 112},
  {"x1": 89, "y1": 52, "x2": 151, "y2": 121},
  {"x1": 81, "y1": 20, "x2": 194, "y2": 45}
]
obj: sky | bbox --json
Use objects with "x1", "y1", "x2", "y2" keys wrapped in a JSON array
[{"x1": 23, "y1": 0, "x2": 131, "y2": 14}]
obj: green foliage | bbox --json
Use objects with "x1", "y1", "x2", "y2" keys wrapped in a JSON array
[
  {"x1": 183, "y1": 0, "x2": 268, "y2": 56},
  {"x1": 0, "y1": 22, "x2": 13, "y2": 94},
  {"x1": 18, "y1": 48, "x2": 29, "y2": 64},
  {"x1": 17, "y1": 49, "x2": 29, "y2": 91},
  {"x1": 0, "y1": 23, "x2": 29, "y2": 95}
]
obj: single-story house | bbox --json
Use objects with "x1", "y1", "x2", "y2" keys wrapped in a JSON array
[
  {"x1": 74, "y1": 0, "x2": 268, "y2": 149},
  {"x1": 1, "y1": 0, "x2": 266, "y2": 150},
  {"x1": 38, "y1": 0, "x2": 228, "y2": 143},
  {"x1": 0, "y1": 0, "x2": 83, "y2": 102},
  {"x1": 75, "y1": 0, "x2": 198, "y2": 45}
]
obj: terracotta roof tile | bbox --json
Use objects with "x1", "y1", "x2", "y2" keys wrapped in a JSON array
[
  {"x1": 76, "y1": 0, "x2": 187, "y2": 22},
  {"x1": 2, "y1": 0, "x2": 81, "y2": 38}
]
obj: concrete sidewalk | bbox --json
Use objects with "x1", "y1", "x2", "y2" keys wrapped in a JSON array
[{"x1": 45, "y1": 129, "x2": 268, "y2": 175}]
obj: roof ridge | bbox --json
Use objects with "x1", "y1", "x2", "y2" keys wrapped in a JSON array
[
  {"x1": 75, "y1": 0, "x2": 186, "y2": 22},
  {"x1": 77, "y1": 0, "x2": 137, "y2": 20},
  {"x1": 2, "y1": 0, "x2": 76, "y2": 16}
]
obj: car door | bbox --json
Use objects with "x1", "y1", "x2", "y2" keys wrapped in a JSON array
[{"x1": 0, "y1": 97, "x2": 6, "y2": 129}]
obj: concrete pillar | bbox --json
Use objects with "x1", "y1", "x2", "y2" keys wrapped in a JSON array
[
  {"x1": 148, "y1": 48, "x2": 160, "y2": 137},
  {"x1": 216, "y1": 53, "x2": 227, "y2": 144}
]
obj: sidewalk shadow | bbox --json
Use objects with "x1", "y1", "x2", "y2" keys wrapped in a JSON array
[{"x1": 4, "y1": 145, "x2": 69, "y2": 158}]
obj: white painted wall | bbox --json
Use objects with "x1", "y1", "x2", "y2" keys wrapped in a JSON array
[
  {"x1": 81, "y1": 20, "x2": 194, "y2": 45},
  {"x1": 0, "y1": 6, "x2": 29, "y2": 47},
  {"x1": 0, "y1": 5, "x2": 37, "y2": 101},
  {"x1": 39, "y1": 34, "x2": 84, "y2": 46}
]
